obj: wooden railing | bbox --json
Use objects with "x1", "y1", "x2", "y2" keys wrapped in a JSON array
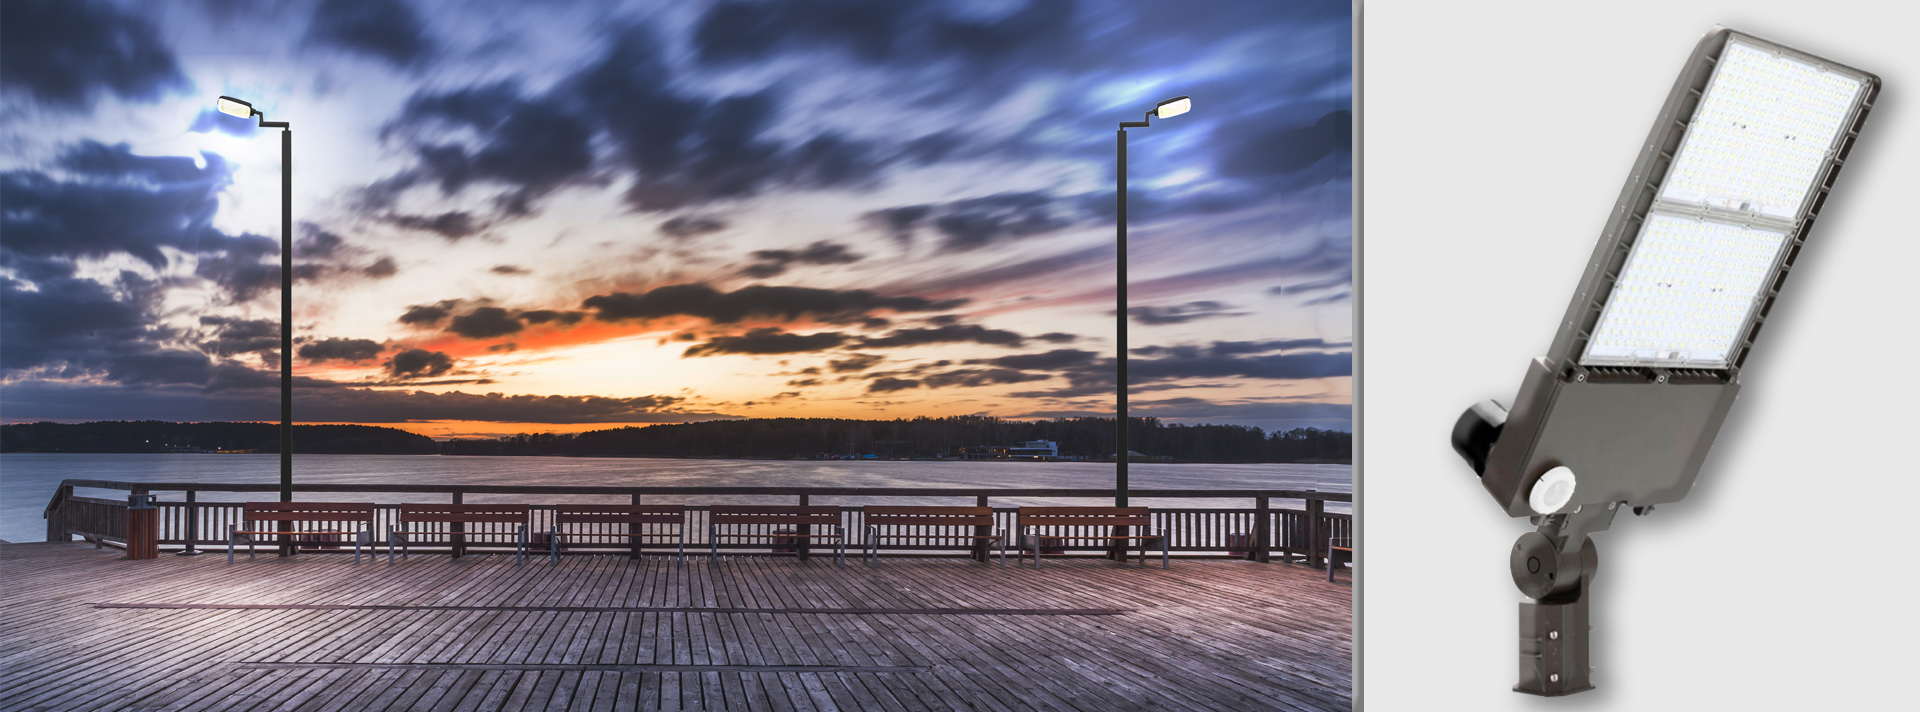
[{"x1": 44, "y1": 480, "x2": 1354, "y2": 565}]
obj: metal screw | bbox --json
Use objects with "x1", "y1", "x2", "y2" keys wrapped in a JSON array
[
  {"x1": 1550, "y1": 673, "x2": 1560, "y2": 683},
  {"x1": 1607, "y1": 502, "x2": 1617, "y2": 510},
  {"x1": 1549, "y1": 630, "x2": 1558, "y2": 640}
]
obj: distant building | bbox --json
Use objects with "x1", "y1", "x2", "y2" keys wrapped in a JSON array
[{"x1": 959, "y1": 439, "x2": 1059, "y2": 460}]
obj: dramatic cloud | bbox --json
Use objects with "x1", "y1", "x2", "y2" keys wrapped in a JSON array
[
  {"x1": 682, "y1": 328, "x2": 849, "y2": 357},
  {"x1": 1217, "y1": 110, "x2": 1353, "y2": 180},
  {"x1": 1128, "y1": 301, "x2": 1248, "y2": 326},
  {"x1": 445, "y1": 307, "x2": 523, "y2": 339},
  {"x1": 197, "y1": 317, "x2": 278, "y2": 357},
  {"x1": 827, "y1": 353, "x2": 884, "y2": 373},
  {"x1": 855, "y1": 324, "x2": 1069, "y2": 350},
  {"x1": 0, "y1": 0, "x2": 190, "y2": 111},
  {"x1": 740, "y1": 241, "x2": 863, "y2": 279},
  {"x1": 1, "y1": 380, "x2": 735, "y2": 425},
  {"x1": 658, "y1": 215, "x2": 728, "y2": 238},
  {"x1": 584, "y1": 283, "x2": 964, "y2": 325},
  {"x1": 518, "y1": 310, "x2": 584, "y2": 326},
  {"x1": 385, "y1": 348, "x2": 454, "y2": 378},
  {"x1": 867, "y1": 377, "x2": 920, "y2": 394},
  {"x1": 489, "y1": 264, "x2": 530, "y2": 275},
  {"x1": 397, "y1": 300, "x2": 459, "y2": 326},
  {"x1": 2, "y1": 142, "x2": 234, "y2": 269},
  {"x1": 303, "y1": 0, "x2": 436, "y2": 69},
  {"x1": 387, "y1": 211, "x2": 486, "y2": 240},
  {"x1": 1130, "y1": 351, "x2": 1352, "y2": 382},
  {"x1": 298, "y1": 337, "x2": 384, "y2": 363},
  {"x1": 878, "y1": 192, "x2": 1078, "y2": 252}
]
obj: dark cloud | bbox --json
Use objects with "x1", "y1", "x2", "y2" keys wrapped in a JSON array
[
  {"x1": 1303, "y1": 290, "x2": 1351, "y2": 306},
  {"x1": 970, "y1": 349, "x2": 1101, "y2": 372},
  {"x1": 190, "y1": 233, "x2": 282, "y2": 303},
  {"x1": 385, "y1": 348, "x2": 455, "y2": 379},
  {"x1": 1267, "y1": 271, "x2": 1351, "y2": 296},
  {"x1": 378, "y1": 80, "x2": 597, "y2": 215},
  {"x1": 1217, "y1": 110, "x2": 1353, "y2": 180},
  {"x1": 490, "y1": 264, "x2": 530, "y2": 275},
  {"x1": 0, "y1": 379, "x2": 735, "y2": 425},
  {"x1": 827, "y1": 353, "x2": 884, "y2": 373},
  {"x1": 446, "y1": 307, "x2": 524, "y2": 339},
  {"x1": 1, "y1": 271, "x2": 162, "y2": 374},
  {"x1": 518, "y1": 310, "x2": 585, "y2": 326},
  {"x1": 387, "y1": 211, "x2": 485, "y2": 240},
  {"x1": 919, "y1": 368, "x2": 1052, "y2": 389},
  {"x1": 297, "y1": 226, "x2": 347, "y2": 259},
  {"x1": 928, "y1": 192, "x2": 1075, "y2": 251},
  {"x1": 867, "y1": 377, "x2": 921, "y2": 394},
  {"x1": 865, "y1": 205, "x2": 931, "y2": 245},
  {"x1": 1127, "y1": 301, "x2": 1248, "y2": 326},
  {"x1": 659, "y1": 215, "x2": 728, "y2": 238},
  {"x1": 786, "y1": 378, "x2": 823, "y2": 388},
  {"x1": 683, "y1": 328, "x2": 849, "y2": 357},
  {"x1": 397, "y1": 300, "x2": 459, "y2": 326},
  {"x1": 298, "y1": 337, "x2": 384, "y2": 363},
  {"x1": 584, "y1": 283, "x2": 964, "y2": 325},
  {"x1": 854, "y1": 324, "x2": 1031, "y2": 349},
  {"x1": 0, "y1": 0, "x2": 190, "y2": 111},
  {"x1": 2, "y1": 142, "x2": 233, "y2": 269},
  {"x1": 1130, "y1": 351, "x2": 1352, "y2": 382},
  {"x1": 363, "y1": 258, "x2": 398, "y2": 278},
  {"x1": 197, "y1": 316, "x2": 278, "y2": 358},
  {"x1": 1131, "y1": 338, "x2": 1347, "y2": 359},
  {"x1": 303, "y1": 0, "x2": 436, "y2": 70},
  {"x1": 693, "y1": 0, "x2": 911, "y2": 65},
  {"x1": 740, "y1": 241, "x2": 863, "y2": 278}
]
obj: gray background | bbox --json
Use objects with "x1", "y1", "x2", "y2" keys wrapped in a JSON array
[{"x1": 1361, "y1": 1, "x2": 1919, "y2": 708}]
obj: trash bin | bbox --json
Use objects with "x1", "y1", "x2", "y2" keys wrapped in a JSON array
[
  {"x1": 126, "y1": 493, "x2": 158, "y2": 560},
  {"x1": 1227, "y1": 532, "x2": 1253, "y2": 557}
]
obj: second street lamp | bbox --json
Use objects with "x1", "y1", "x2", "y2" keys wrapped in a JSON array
[
  {"x1": 1114, "y1": 95, "x2": 1189, "y2": 551},
  {"x1": 217, "y1": 96, "x2": 295, "y2": 554}
]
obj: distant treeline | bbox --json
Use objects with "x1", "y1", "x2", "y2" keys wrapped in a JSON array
[
  {"x1": 441, "y1": 416, "x2": 1352, "y2": 464},
  {"x1": 0, "y1": 421, "x2": 439, "y2": 454}
]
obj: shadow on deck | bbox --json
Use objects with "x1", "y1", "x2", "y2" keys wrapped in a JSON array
[{"x1": 0, "y1": 542, "x2": 1351, "y2": 711}]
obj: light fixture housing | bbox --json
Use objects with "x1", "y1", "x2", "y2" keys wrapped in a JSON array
[
  {"x1": 1450, "y1": 28, "x2": 1878, "y2": 697},
  {"x1": 1154, "y1": 95, "x2": 1191, "y2": 119},
  {"x1": 217, "y1": 96, "x2": 255, "y2": 118}
]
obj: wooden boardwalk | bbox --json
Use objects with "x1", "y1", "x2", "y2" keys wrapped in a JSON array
[{"x1": 0, "y1": 543, "x2": 1350, "y2": 711}]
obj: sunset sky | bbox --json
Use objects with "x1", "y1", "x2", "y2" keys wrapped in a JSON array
[{"x1": 0, "y1": 0, "x2": 1352, "y2": 439}]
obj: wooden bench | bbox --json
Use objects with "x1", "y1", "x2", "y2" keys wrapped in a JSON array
[
  {"x1": 227, "y1": 502, "x2": 376, "y2": 564},
  {"x1": 1018, "y1": 506, "x2": 1168, "y2": 569},
  {"x1": 708, "y1": 505, "x2": 845, "y2": 567},
  {"x1": 1328, "y1": 536, "x2": 1353, "y2": 582},
  {"x1": 388, "y1": 503, "x2": 531, "y2": 564},
  {"x1": 549, "y1": 504, "x2": 687, "y2": 566},
  {"x1": 861, "y1": 506, "x2": 1005, "y2": 568}
]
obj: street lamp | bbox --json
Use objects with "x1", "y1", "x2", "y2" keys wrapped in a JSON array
[
  {"x1": 1448, "y1": 30, "x2": 1877, "y2": 695},
  {"x1": 218, "y1": 96, "x2": 295, "y2": 551},
  {"x1": 1115, "y1": 95, "x2": 1191, "y2": 512}
]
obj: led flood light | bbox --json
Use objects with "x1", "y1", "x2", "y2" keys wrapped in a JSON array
[{"x1": 1449, "y1": 29, "x2": 1877, "y2": 696}]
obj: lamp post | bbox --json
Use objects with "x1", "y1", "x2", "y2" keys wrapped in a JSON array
[
  {"x1": 217, "y1": 96, "x2": 294, "y2": 554},
  {"x1": 1115, "y1": 96, "x2": 1190, "y2": 512}
]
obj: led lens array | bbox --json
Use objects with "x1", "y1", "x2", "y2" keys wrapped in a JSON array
[
  {"x1": 1659, "y1": 39, "x2": 1865, "y2": 220},
  {"x1": 1583, "y1": 215, "x2": 1789, "y2": 368}
]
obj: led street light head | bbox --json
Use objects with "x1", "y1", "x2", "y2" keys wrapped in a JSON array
[
  {"x1": 1450, "y1": 28, "x2": 1878, "y2": 697},
  {"x1": 217, "y1": 96, "x2": 255, "y2": 118},
  {"x1": 1154, "y1": 96, "x2": 1191, "y2": 119}
]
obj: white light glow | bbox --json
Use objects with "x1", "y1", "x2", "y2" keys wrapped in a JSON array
[
  {"x1": 1660, "y1": 39, "x2": 1864, "y2": 220},
  {"x1": 217, "y1": 96, "x2": 253, "y2": 118},
  {"x1": 1529, "y1": 466, "x2": 1577, "y2": 515},
  {"x1": 1155, "y1": 96, "x2": 1191, "y2": 119},
  {"x1": 1582, "y1": 214, "x2": 1789, "y2": 368}
]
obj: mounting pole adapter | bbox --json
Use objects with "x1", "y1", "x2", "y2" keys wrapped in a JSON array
[{"x1": 1510, "y1": 505, "x2": 1616, "y2": 695}]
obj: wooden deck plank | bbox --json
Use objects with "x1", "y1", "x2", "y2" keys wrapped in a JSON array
[{"x1": 0, "y1": 541, "x2": 1350, "y2": 712}]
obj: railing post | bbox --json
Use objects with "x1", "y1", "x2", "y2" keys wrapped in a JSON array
[
  {"x1": 1253, "y1": 495, "x2": 1270, "y2": 563},
  {"x1": 1306, "y1": 497, "x2": 1325, "y2": 568},
  {"x1": 451, "y1": 491, "x2": 465, "y2": 558},
  {"x1": 176, "y1": 491, "x2": 204, "y2": 556},
  {"x1": 797, "y1": 493, "x2": 810, "y2": 562},
  {"x1": 45, "y1": 484, "x2": 73, "y2": 542}
]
